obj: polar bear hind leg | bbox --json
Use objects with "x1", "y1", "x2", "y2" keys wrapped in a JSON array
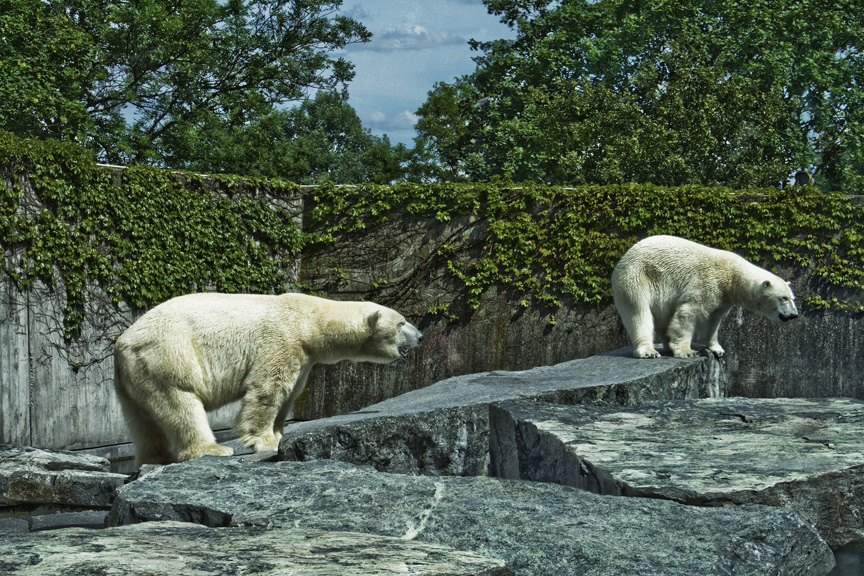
[
  {"x1": 702, "y1": 308, "x2": 731, "y2": 357},
  {"x1": 115, "y1": 386, "x2": 174, "y2": 466},
  {"x1": 615, "y1": 291, "x2": 660, "y2": 358}
]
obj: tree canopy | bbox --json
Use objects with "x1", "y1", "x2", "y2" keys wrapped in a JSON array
[
  {"x1": 182, "y1": 90, "x2": 407, "y2": 184},
  {"x1": 0, "y1": 0, "x2": 403, "y2": 180},
  {"x1": 411, "y1": 0, "x2": 864, "y2": 191}
]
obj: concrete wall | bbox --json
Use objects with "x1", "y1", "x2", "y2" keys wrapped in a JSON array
[
  {"x1": 2, "y1": 169, "x2": 863, "y2": 457},
  {"x1": 0, "y1": 168, "x2": 302, "y2": 453}
]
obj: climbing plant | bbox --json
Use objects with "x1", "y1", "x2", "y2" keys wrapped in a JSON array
[
  {"x1": 0, "y1": 132, "x2": 304, "y2": 338},
  {"x1": 306, "y1": 182, "x2": 864, "y2": 315},
  {"x1": 2, "y1": 132, "x2": 864, "y2": 341}
]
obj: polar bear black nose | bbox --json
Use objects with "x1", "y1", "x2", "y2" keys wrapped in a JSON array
[
  {"x1": 418, "y1": 334, "x2": 424, "y2": 343},
  {"x1": 780, "y1": 312, "x2": 799, "y2": 322}
]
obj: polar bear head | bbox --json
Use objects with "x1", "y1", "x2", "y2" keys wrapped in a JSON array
[
  {"x1": 358, "y1": 306, "x2": 424, "y2": 363},
  {"x1": 756, "y1": 279, "x2": 799, "y2": 323}
]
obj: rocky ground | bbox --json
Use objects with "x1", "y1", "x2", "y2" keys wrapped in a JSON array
[{"x1": 1, "y1": 349, "x2": 858, "y2": 575}]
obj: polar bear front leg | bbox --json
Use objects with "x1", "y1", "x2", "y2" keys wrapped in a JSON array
[
  {"x1": 703, "y1": 308, "x2": 730, "y2": 357},
  {"x1": 236, "y1": 381, "x2": 290, "y2": 453},
  {"x1": 666, "y1": 304, "x2": 699, "y2": 358}
]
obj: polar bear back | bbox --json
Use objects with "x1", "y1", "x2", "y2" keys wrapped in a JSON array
[
  {"x1": 612, "y1": 235, "x2": 797, "y2": 323},
  {"x1": 115, "y1": 292, "x2": 389, "y2": 409},
  {"x1": 613, "y1": 235, "x2": 767, "y2": 307}
]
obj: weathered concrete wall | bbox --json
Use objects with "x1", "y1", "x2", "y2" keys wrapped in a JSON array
[
  {"x1": 2, "y1": 169, "x2": 864, "y2": 456},
  {"x1": 296, "y1": 209, "x2": 630, "y2": 419},
  {"x1": 720, "y1": 307, "x2": 864, "y2": 398},
  {"x1": 0, "y1": 169, "x2": 302, "y2": 452},
  {"x1": 295, "y1": 208, "x2": 864, "y2": 419},
  {"x1": 0, "y1": 253, "x2": 29, "y2": 446}
]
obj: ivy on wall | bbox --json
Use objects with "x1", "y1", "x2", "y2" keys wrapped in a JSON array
[
  {"x1": 0, "y1": 133, "x2": 304, "y2": 338},
  {"x1": 2, "y1": 132, "x2": 863, "y2": 341},
  {"x1": 307, "y1": 182, "x2": 864, "y2": 315}
]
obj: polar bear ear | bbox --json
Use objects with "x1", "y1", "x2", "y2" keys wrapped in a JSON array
[
  {"x1": 762, "y1": 280, "x2": 772, "y2": 290},
  {"x1": 366, "y1": 310, "x2": 381, "y2": 329}
]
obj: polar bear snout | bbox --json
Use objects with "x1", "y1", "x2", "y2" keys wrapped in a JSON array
[
  {"x1": 775, "y1": 294, "x2": 799, "y2": 323},
  {"x1": 398, "y1": 324, "x2": 424, "y2": 359}
]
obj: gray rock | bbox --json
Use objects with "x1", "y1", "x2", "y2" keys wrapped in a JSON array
[
  {"x1": 0, "y1": 445, "x2": 126, "y2": 507},
  {"x1": 0, "y1": 520, "x2": 511, "y2": 575},
  {"x1": 108, "y1": 457, "x2": 834, "y2": 576},
  {"x1": 489, "y1": 397, "x2": 864, "y2": 547},
  {"x1": 0, "y1": 517, "x2": 29, "y2": 534},
  {"x1": 279, "y1": 350, "x2": 727, "y2": 475},
  {"x1": 29, "y1": 510, "x2": 108, "y2": 531}
]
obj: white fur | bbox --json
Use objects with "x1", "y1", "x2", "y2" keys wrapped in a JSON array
[
  {"x1": 611, "y1": 235, "x2": 798, "y2": 359},
  {"x1": 114, "y1": 293, "x2": 423, "y2": 466}
]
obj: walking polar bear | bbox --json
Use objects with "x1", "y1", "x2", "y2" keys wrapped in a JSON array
[
  {"x1": 612, "y1": 235, "x2": 798, "y2": 359},
  {"x1": 114, "y1": 292, "x2": 423, "y2": 467}
]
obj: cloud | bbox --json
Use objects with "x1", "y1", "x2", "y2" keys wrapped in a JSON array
[
  {"x1": 364, "y1": 109, "x2": 419, "y2": 131},
  {"x1": 341, "y1": 5, "x2": 372, "y2": 21},
  {"x1": 348, "y1": 24, "x2": 468, "y2": 52}
]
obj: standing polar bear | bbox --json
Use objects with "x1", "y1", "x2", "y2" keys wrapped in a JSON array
[
  {"x1": 611, "y1": 235, "x2": 798, "y2": 359},
  {"x1": 114, "y1": 292, "x2": 423, "y2": 467}
]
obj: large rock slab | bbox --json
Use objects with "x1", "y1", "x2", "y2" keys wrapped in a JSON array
[
  {"x1": 108, "y1": 457, "x2": 834, "y2": 576},
  {"x1": 0, "y1": 520, "x2": 511, "y2": 575},
  {"x1": 489, "y1": 397, "x2": 864, "y2": 547},
  {"x1": 279, "y1": 350, "x2": 726, "y2": 475},
  {"x1": 0, "y1": 445, "x2": 125, "y2": 508}
]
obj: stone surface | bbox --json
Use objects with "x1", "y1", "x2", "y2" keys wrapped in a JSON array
[
  {"x1": 29, "y1": 510, "x2": 108, "y2": 531},
  {"x1": 108, "y1": 457, "x2": 834, "y2": 576},
  {"x1": 0, "y1": 445, "x2": 126, "y2": 507},
  {"x1": 279, "y1": 349, "x2": 726, "y2": 475},
  {"x1": 0, "y1": 520, "x2": 511, "y2": 575},
  {"x1": 489, "y1": 397, "x2": 864, "y2": 547}
]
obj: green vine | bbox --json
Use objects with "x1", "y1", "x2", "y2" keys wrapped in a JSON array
[
  {"x1": 307, "y1": 182, "x2": 864, "y2": 315},
  {"x1": 3, "y1": 132, "x2": 864, "y2": 341},
  {"x1": 0, "y1": 132, "x2": 304, "y2": 339}
]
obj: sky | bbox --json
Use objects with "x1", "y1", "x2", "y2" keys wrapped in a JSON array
[{"x1": 337, "y1": 1, "x2": 516, "y2": 147}]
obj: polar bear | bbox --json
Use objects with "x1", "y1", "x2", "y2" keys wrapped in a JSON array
[
  {"x1": 611, "y1": 235, "x2": 798, "y2": 359},
  {"x1": 114, "y1": 292, "x2": 423, "y2": 467}
]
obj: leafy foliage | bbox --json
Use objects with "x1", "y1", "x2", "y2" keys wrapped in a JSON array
[
  {"x1": 3, "y1": 134, "x2": 864, "y2": 339},
  {"x1": 412, "y1": 0, "x2": 864, "y2": 191},
  {"x1": 0, "y1": 0, "x2": 375, "y2": 172},
  {"x1": 0, "y1": 132, "x2": 303, "y2": 338},
  {"x1": 180, "y1": 90, "x2": 408, "y2": 184},
  {"x1": 308, "y1": 181, "x2": 864, "y2": 314},
  {"x1": 0, "y1": 0, "x2": 95, "y2": 140}
]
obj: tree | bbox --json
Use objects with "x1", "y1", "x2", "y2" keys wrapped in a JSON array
[
  {"x1": 412, "y1": 0, "x2": 864, "y2": 191},
  {"x1": 1, "y1": 0, "x2": 372, "y2": 168},
  {"x1": 182, "y1": 90, "x2": 407, "y2": 183},
  {"x1": 0, "y1": 0, "x2": 96, "y2": 141}
]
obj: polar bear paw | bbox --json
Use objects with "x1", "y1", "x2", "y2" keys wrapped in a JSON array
[
  {"x1": 241, "y1": 432, "x2": 281, "y2": 453},
  {"x1": 633, "y1": 346, "x2": 661, "y2": 359},
  {"x1": 672, "y1": 347, "x2": 699, "y2": 358},
  {"x1": 707, "y1": 344, "x2": 725, "y2": 357},
  {"x1": 178, "y1": 442, "x2": 235, "y2": 462}
]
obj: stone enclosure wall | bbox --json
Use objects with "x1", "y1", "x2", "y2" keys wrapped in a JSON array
[{"x1": 1, "y1": 163, "x2": 863, "y2": 462}]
